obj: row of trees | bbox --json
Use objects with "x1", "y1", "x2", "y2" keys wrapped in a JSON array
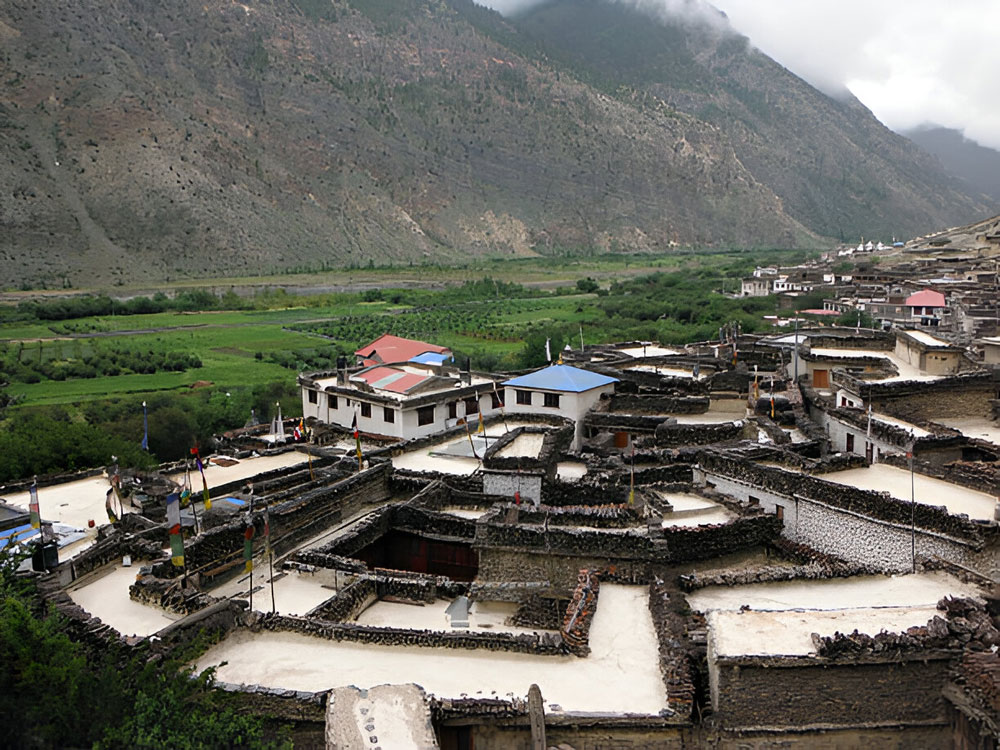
[{"x1": 0, "y1": 343, "x2": 201, "y2": 384}]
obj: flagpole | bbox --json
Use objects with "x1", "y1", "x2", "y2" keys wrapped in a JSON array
[
  {"x1": 265, "y1": 497, "x2": 275, "y2": 614},
  {"x1": 141, "y1": 401, "x2": 149, "y2": 451},
  {"x1": 186, "y1": 460, "x2": 200, "y2": 535},
  {"x1": 247, "y1": 484, "x2": 254, "y2": 612}
]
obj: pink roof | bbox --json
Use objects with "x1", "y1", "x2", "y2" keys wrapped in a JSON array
[
  {"x1": 905, "y1": 289, "x2": 946, "y2": 308},
  {"x1": 355, "y1": 334, "x2": 450, "y2": 365},
  {"x1": 353, "y1": 366, "x2": 431, "y2": 394}
]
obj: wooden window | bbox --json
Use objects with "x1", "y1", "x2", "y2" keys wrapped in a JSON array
[
  {"x1": 449, "y1": 401, "x2": 458, "y2": 419},
  {"x1": 465, "y1": 397, "x2": 479, "y2": 414},
  {"x1": 846, "y1": 433, "x2": 855, "y2": 452},
  {"x1": 775, "y1": 505, "x2": 784, "y2": 521},
  {"x1": 543, "y1": 392, "x2": 560, "y2": 408},
  {"x1": 516, "y1": 389, "x2": 532, "y2": 405},
  {"x1": 383, "y1": 407, "x2": 395, "y2": 423},
  {"x1": 417, "y1": 405, "x2": 435, "y2": 426},
  {"x1": 360, "y1": 402, "x2": 371, "y2": 418},
  {"x1": 329, "y1": 395, "x2": 338, "y2": 409},
  {"x1": 308, "y1": 389, "x2": 317, "y2": 404}
]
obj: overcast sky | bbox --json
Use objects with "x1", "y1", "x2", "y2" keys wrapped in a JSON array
[
  {"x1": 479, "y1": 0, "x2": 1000, "y2": 151},
  {"x1": 709, "y1": 0, "x2": 1000, "y2": 150}
]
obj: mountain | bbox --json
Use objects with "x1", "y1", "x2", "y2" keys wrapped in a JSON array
[
  {"x1": 0, "y1": 0, "x2": 988, "y2": 288},
  {"x1": 902, "y1": 126, "x2": 1000, "y2": 205}
]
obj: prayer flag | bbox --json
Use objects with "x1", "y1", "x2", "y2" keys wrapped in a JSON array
[
  {"x1": 192, "y1": 447, "x2": 212, "y2": 510},
  {"x1": 166, "y1": 492, "x2": 184, "y2": 567},
  {"x1": 545, "y1": 337, "x2": 551, "y2": 363},
  {"x1": 477, "y1": 404, "x2": 485, "y2": 434},
  {"x1": 243, "y1": 524, "x2": 255, "y2": 572},
  {"x1": 28, "y1": 482, "x2": 40, "y2": 529},
  {"x1": 353, "y1": 413, "x2": 362, "y2": 469},
  {"x1": 105, "y1": 488, "x2": 119, "y2": 524}
]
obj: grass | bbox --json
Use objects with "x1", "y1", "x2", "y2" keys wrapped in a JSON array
[{"x1": 2, "y1": 249, "x2": 813, "y2": 407}]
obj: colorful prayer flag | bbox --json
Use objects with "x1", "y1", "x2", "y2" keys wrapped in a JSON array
[
  {"x1": 28, "y1": 482, "x2": 40, "y2": 529},
  {"x1": 243, "y1": 524, "x2": 255, "y2": 572},
  {"x1": 105, "y1": 488, "x2": 119, "y2": 524},
  {"x1": 166, "y1": 492, "x2": 184, "y2": 567},
  {"x1": 192, "y1": 447, "x2": 212, "y2": 510},
  {"x1": 352, "y1": 413, "x2": 362, "y2": 469}
]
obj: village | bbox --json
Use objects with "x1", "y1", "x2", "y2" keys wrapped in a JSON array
[{"x1": 4, "y1": 217, "x2": 1000, "y2": 748}]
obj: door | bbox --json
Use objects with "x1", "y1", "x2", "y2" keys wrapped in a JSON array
[{"x1": 813, "y1": 369, "x2": 829, "y2": 388}]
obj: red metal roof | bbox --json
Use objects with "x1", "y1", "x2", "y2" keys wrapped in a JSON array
[
  {"x1": 353, "y1": 366, "x2": 431, "y2": 394},
  {"x1": 905, "y1": 289, "x2": 946, "y2": 308},
  {"x1": 355, "y1": 334, "x2": 450, "y2": 365}
]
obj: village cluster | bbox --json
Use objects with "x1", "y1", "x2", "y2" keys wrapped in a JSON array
[{"x1": 4, "y1": 218, "x2": 1000, "y2": 748}]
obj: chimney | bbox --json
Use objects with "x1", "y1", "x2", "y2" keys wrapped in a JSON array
[{"x1": 463, "y1": 357, "x2": 472, "y2": 386}]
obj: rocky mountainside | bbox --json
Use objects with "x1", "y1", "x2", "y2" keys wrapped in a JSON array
[
  {"x1": 903, "y1": 126, "x2": 1000, "y2": 204},
  {"x1": 0, "y1": 0, "x2": 988, "y2": 287}
]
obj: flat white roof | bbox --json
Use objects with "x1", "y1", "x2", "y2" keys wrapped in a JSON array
[
  {"x1": 690, "y1": 571, "x2": 981, "y2": 658},
  {"x1": 68, "y1": 564, "x2": 179, "y2": 637},
  {"x1": 617, "y1": 345, "x2": 682, "y2": 358},
  {"x1": 196, "y1": 584, "x2": 667, "y2": 715},
  {"x1": 902, "y1": 329, "x2": 952, "y2": 348},
  {"x1": 821, "y1": 464, "x2": 996, "y2": 520}
]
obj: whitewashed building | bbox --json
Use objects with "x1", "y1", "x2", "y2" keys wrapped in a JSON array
[
  {"x1": 299, "y1": 335, "x2": 501, "y2": 440},
  {"x1": 502, "y1": 364, "x2": 619, "y2": 450}
]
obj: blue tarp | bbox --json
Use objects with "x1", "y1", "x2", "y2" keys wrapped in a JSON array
[
  {"x1": 503, "y1": 364, "x2": 618, "y2": 393},
  {"x1": 0, "y1": 523, "x2": 40, "y2": 550},
  {"x1": 409, "y1": 351, "x2": 451, "y2": 365}
]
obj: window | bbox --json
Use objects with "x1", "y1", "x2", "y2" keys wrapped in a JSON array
[
  {"x1": 417, "y1": 405, "x2": 435, "y2": 426},
  {"x1": 329, "y1": 395, "x2": 338, "y2": 409},
  {"x1": 465, "y1": 397, "x2": 479, "y2": 415},
  {"x1": 383, "y1": 407, "x2": 395, "y2": 423},
  {"x1": 748, "y1": 496, "x2": 760, "y2": 506},
  {"x1": 846, "y1": 433, "x2": 854, "y2": 452},
  {"x1": 360, "y1": 402, "x2": 371, "y2": 418},
  {"x1": 775, "y1": 505, "x2": 784, "y2": 521},
  {"x1": 448, "y1": 401, "x2": 458, "y2": 419},
  {"x1": 516, "y1": 389, "x2": 532, "y2": 405},
  {"x1": 543, "y1": 392, "x2": 560, "y2": 408},
  {"x1": 308, "y1": 389, "x2": 317, "y2": 404},
  {"x1": 491, "y1": 391, "x2": 503, "y2": 409}
]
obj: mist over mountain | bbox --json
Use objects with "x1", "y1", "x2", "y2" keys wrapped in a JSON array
[
  {"x1": 902, "y1": 126, "x2": 1000, "y2": 205},
  {"x1": 0, "y1": 0, "x2": 988, "y2": 288}
]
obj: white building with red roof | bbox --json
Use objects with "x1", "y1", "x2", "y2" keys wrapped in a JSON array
[
  {"x1": 354, "y1": 334, "x2": 452, "y2": 367},
  {"x1": 905, "y1": 289, "x2": 948, "y2": 327},
  {"x1": 300, "y1": 335, "x2": 499, "y2": 440}
]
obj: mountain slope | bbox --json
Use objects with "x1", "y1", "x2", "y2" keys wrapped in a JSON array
[
  {"x1": 0, "y1": 0, "x2": 987, "y2": 287},
  {"x1": 903, "y1": 126, "x2": 1000, "y2": 204},
  {"x1": 504, "y1": 0, "x2": 989, "y2": 244}
]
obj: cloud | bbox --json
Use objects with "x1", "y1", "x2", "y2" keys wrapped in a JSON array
[
  {"x1": 475, "y1": 0, "x2": 1000, "y2": 151},
  {"x1": 708, "y1": 0, "x2": 1000, "y2": 150}
]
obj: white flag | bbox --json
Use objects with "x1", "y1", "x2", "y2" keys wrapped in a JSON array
[{"x1": 545, "y1": 338, "x2": 551, "y2": 363}]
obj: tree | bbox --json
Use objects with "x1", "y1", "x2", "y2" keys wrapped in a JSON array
[{"x1": 0, "y1": 546, "x2": 289, "y2": 748}]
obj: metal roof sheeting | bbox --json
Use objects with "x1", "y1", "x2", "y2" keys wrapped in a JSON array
[{"x1": 503, "y1": 364, "x2": 619, "y2": 393}]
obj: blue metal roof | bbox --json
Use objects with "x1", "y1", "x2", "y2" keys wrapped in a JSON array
[
  {"x1": 409, "y1": 351, "x2": 451, "y2": 365},
  {"x1": 503, "y1": 364, "x2": 618, "y2": 393}
]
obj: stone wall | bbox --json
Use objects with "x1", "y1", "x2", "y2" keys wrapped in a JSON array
[
  {"x1": 712, "y1": 654, "x2": 955, "y2": 729},
  {"x1": 607, "y1": 393, "x2": 710, "y2": 415},
  {"x1": 654, "y1": 420, "x2": 750, "y2": 448},
  {"x1": 698, "y1": 454, "x2": 996, "y2": 575},
  {"x1": 159, "y1": 464, "x2": 393, "y2": 584},
  {"x1": 252, "y1": 610, "x2": 568, "y2": 656},
  {"x1": 308, "y1": 576, "x2": 376, "y2": 621}
]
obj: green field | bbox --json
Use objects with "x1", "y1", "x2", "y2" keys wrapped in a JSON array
[{"x1": 0, "y1": 249, "x2": 817, "y2": 408}]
